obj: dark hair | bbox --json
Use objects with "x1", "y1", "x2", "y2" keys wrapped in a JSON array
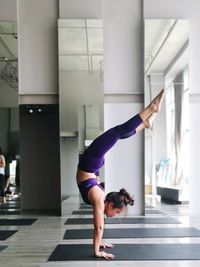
[{"x1": 105, "y1": 188, "x2": 134, "y2": 209}]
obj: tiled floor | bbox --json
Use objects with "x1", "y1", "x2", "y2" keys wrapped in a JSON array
[{"x1": 0, "y1": 195, "x2": 200, "y2": 266}]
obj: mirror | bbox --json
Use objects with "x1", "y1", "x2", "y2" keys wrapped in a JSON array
[
  {"x1": 144, "y1": 19, "x2": 189, "y2": 207},
  {"x1": 0, "y1": 21, "x2": 20, "y2": 213},
  {"x1": 58, "y1": 19, "x2": 104, "y2": 214}
]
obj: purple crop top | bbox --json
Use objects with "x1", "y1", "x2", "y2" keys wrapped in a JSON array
[{"x1": 78, "y1": 178, "x2": 104, "y2": 205}]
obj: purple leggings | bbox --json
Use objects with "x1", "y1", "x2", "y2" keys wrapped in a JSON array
[{"x1": 78, "y1": 113, "x2": 143, "y2": 174}]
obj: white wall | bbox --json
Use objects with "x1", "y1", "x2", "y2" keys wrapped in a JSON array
[
  {"x1": 0, "y1": 0, "x2": 17, "y2": 20},
  {"x1": 17, "y1": 0, "x2": 58, "y2": 96},
  {"x1": 59, "y1": 0, "x2": 102, "y2": 18},
  {"x1": 104, "y1": 103, "x2": 144, "y2": 215},
  {"x1": 103, "y1": 0, "x2": 143, "y2": 94},
  {"x1": 144, "y1": 0, "x2": 200, "y2": 215},
  {"x1": 190, "y1": 102, "x2": 200, "y2": 214},
  {"x1": 60, "y1": 138, "x2": 79, "y2": 197}
]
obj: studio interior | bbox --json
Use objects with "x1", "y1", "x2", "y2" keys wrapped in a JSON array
[{"x1": 0, "y1": 0, "x2": 200, "y2": 266}]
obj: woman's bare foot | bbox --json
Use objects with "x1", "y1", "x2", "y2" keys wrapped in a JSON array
[
  {"x1": 150, "y1": 89, "x2": 165, "y2": 113},
  {"x1": 138, "y1": 89, "x2": 165, "y2": 123},
  {"x1": 144, "y1": 113, "x2": 157, "y2": 129}
]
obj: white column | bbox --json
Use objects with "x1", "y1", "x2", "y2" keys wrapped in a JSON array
[{"x1": 103, "y1": 0, "x2": 144, "y2": 215}]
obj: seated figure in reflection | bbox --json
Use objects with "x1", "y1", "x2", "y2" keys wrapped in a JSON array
[{"x1": 76, "y1": 89, "x2": 165, "y2": 260}]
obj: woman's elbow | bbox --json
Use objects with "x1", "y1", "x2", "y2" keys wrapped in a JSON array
[{"x1": 94, "y1": 225, "x2": 103, "y2": 233}]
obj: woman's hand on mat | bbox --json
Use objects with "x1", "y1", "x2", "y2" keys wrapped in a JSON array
[
  {"x1": 95, "y1": 251, "x2": 115, "y2": 259},
  {"x1": 100, "y1": 243, "x2": 114, "y2": 248}
]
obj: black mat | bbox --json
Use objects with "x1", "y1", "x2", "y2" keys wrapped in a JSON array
[
  {"x1": 73, "y1": 209, "x2": 163, "y2": 215},
  {"x1": 0, "y1": 204, "x2": 20, "y2": 209},
  {"x1": 0, "y1": 218, "x2": 37, "y2": 226},
  {"x1": 79, "y1": 206, "x2": 93, "y2": 209},
  {"x1": 65, "y1": 217, "x2": 180, "y2": 225},
  {"x1": 72, "y1": 209, "x2": 164, "y2": 215},
  {"x1": 0, "y1": 230, "x2": 18, "y2": 240},
  {"x1": 72, "y1": 210, "x2": 93, "y2": 214},
  {"x1": 63, "y1": 227, "x2": 200, "y2": 239},
  {"x1": 0, "y1": 210, "x2": 21, "y2": 215},
  {"x1": 0, "y1": 246, "x2": 7, "y2": 253},
  {"x1": 48, "y1": 243, "x2": 200, "y2": 261}
]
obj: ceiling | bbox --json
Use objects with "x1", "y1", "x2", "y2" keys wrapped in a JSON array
[{"x1": 144, "y1": 19, "x2": 189, "y2": 76}]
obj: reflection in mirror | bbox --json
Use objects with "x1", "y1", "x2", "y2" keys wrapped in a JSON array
[
  {"x1": 144, "y1": 20, "x2": 189, "y2": 206},
  {"x1": 0, "y1": 22, "x2": 20, "y2": 213},
  {"x1": 58, "y1": 19, "x2": 104, "y2": 214}
]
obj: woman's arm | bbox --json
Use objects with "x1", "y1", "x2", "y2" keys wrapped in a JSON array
[
  {"x1": 89, "y1": 188, "x2": 115, "y2": 260},
  {"x1": 0, "y1": 155, "x2": 5, "y2": 167}
]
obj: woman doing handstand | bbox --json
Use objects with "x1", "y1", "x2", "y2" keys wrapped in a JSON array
[{"x1": 76, "y1": 89, "x2": 165, "y2": 260}]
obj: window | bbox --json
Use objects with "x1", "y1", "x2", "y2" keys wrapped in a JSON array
[{"x1": 165, "y1": 68, "x2": 189, "y2": 187}]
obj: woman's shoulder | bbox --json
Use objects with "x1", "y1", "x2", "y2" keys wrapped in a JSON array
[{"x1": 88, "y1": 186, "x2": 105, "y2": 206}]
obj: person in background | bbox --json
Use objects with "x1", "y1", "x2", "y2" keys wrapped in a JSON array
[
  {"x1": 4, "y1": 155, "x2": 12, "y2": 197},
  {"x1": 0, "y1": 146, "x2": 6, "y2": 203}
]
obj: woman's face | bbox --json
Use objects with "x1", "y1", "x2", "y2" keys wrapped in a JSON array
[{"x1": 104, "y1": 202, "x2": 123, "y2": 217}]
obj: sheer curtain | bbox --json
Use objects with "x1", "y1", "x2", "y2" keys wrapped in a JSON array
[{"x1": 173, "y1": 72, "x2": 184, "y2": 186}]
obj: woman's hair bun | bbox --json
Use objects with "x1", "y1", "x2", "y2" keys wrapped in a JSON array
[{"x1": 119, "y1": 188, "x2": 134, "y2": 206}]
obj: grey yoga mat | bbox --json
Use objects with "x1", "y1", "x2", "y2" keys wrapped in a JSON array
[
  {"x1": 0, "y1": 230, "x2": 18, "y2": 240},
  {"x1": 63, "y1": 227, "x2": 200, "y2": 239},
  {"x1": 65, "y1": 217, "x2": 180, "y2": 225},
  {"x1": 48, "y1": 243, "x2": 200, "y2": 261},
  {"x1": 0, "y1": 246, "x2": 7, "y2": 253},
  {"x1": 0, "y1": 218, "x2": 37, "y2": 226},
  {"x1": 72, "y1": 209, "x2": 163, "y2": 215}
]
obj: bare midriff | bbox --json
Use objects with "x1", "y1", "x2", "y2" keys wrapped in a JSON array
[{"x1": 76, "y1": 169, "x2": 96, "y2": 184}]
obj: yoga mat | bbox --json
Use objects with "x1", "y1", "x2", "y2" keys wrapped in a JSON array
[
  {"x1": 0, "y1": 210, "x2": 20, "y2": 215},
  {"x1": 79, "y1": 206, "x2": 93, "y2": 210},
  {"x1": 0, "y1": 218, "x2": 37, "y2": 226},
  {"x1": 0, "y1": 204, "x2": 20, "y2": 209},
  {"x1": 65, "y1": 217, "x2": 180, "y2": 225},
  {"x1": 72, "y1": 210, "x2": 93, "y2": 215},
  {"x1": 0, "y1": 246, "x2": 7, "y2": 253},
  {"x1": 0, "y1": 230, "x2": 18, "y2": 240},
  {"x1": 79, "y1": 202, "x2": 155, "y2": 210},
  {"x1": 48, "y1": 243, "x2": 200, "y2": 261},
  {"x1": 73, "y1": 209, "x2": 163, "y2": 215},
  {"x1": 63, "y1": 227, "x2": 200, "y2": 239}
]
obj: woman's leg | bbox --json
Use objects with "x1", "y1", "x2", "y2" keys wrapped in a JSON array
[
  {"x1": 135, "y1": 89, "x2": 165, "y2": 133},
  {"x1": 139, "y1": 89, "x2": 165, "y2": 121},
  {"x1": 79, "y1": 89, "x2": 165, "y2": 169},
  {"x1": 117, "y1": 89, "x2": 165, "y2": 135},
  {"x1": 136, "y1": 113, "x2": 157, "y2": 132},
  {"x1": 83, "y1": 114, "x2": 144, "y2": 160}
]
